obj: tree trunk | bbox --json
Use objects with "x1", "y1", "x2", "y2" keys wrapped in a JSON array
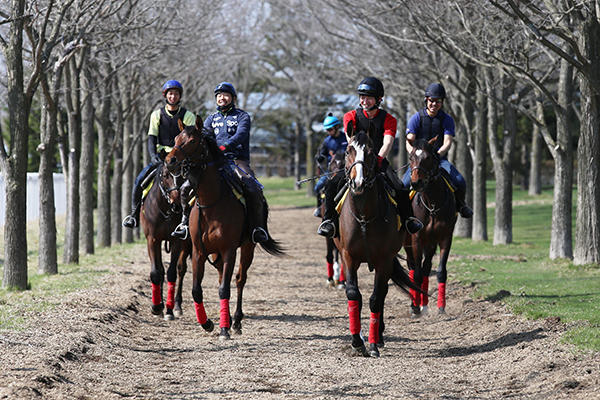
[
  {"x1": 528, "y1": 109, "x2": 542, "y2": 196},
  {"x1": 122, "y1": 97, "x2": 134, "y2": 244},
  {"x1": 574, "y1": 17, "x2": 600, "y2": 265},
  {"x1": 132, "y1": 106, "x2": 143, "y2": 240},
  {"x1": 79, "y1": 66, "x2": 95, "y2": 254},
  {"x1": 304, "y1": 117, "x2": 314, "y2": 196},
  {"x1": 111, "y1": 87, "x2": 124, "y2": 244},
  {"x1": 63, "y1": 57, "x2": 81, "y2": 264},
  {"x1": 96, "y1": 66, "x2": 112, "y2": 248},
  {"x1": 2, "y1": 0, "x2": 29, "y2": 289},
  {"x1": 293, "y1": 118, "x2": 301, "y2": 189},
  {"x1": 549, "y1": 58, "x2": 574, "y2": 260},
  {"x1": 395, "y1": 100, "x2": 408, "y2": 176},
  {"x1": 472, "y1": 78, "x2": 488, "y2": 241}
]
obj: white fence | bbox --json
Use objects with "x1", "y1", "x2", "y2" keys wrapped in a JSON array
[{"x1": 0, "y1": 173, "x2": 67, "y2": 227}]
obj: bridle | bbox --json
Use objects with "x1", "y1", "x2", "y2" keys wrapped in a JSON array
[
  {"x1": 345, "y1": 141, "x2": 377, "y2": 193},
  {"x1": 409, "y1": 149, "x2": 441, "y2": 189}
]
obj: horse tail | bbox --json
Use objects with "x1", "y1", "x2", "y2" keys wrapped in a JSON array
[
  {"x1": 259, "y1": 237, "x2": 286, "y2": 256},
  {"x1": 391, "y1": 255, "x2": 423, "y2": 295}
]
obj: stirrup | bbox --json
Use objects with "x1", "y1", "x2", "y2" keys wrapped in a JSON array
[
  {"x1": 406, "y1": 217, "x2": 423, "y2": 234},
  {"x1": 317, "y1": 219, "x2": 336, "y2": 238},
  {"x1": 459, "y1": 205, "x2": 473, "y2": 218},
  {"x1": 122, "y1": 215, "x2": 137, "y2": 228},
  {"x1": 171, "y1": 223, "x2": 189, "y2": 240},
  {"x1": 251, "y1": 227, "x2": 268, "y2": 244}
]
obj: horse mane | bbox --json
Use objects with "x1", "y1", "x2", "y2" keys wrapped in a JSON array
[
  {"x1": 412, "y1": 138, "x2": 440, "y2": 163},
  {"x1": 201, "y1": 131, "x2": 228, "y2": 168}
]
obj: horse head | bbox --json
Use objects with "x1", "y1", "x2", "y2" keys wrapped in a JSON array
[
  {"x1": 344, "y1": 123, "x2": 376, "y2": 195},
  {"x1": 165, "y1": 115, "x2": 210, "y2": 176},
  {"x1": 407, "y1": 135, "x2": 440, "y2": 192},
  {"x1": 157, "y1": 163, "x2": 184, "y2": 209}
]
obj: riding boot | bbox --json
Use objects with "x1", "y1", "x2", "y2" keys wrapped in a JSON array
[
  {"x1": 314, "y1": 193, "x2": 323, "y2": 218},
  {"x1": 455, "y1": 188, "x2": 473, "y2": 218},
  {"x1": 384, "y1": 166, "x2": 423, "y2": 234},
  {"x1": 317, "y1": 176, "x2": 341, "y2": 238},
  {"x1": 244, "y1": 186, "x2": 269, "y2": 244},
  {"x1": 172, "y1": 180, "x2": 193, "y2": 240},
  {"x1": 122, "y1": 183, "x2": 143, "y2": 228}
]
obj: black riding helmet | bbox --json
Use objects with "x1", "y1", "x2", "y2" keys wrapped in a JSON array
[
  {"x1": 357, "y1": 77, "x2": 384, "y2": 98},
  {"x1": 424, "y1": 82, "x2": 446, "y2": 99}
]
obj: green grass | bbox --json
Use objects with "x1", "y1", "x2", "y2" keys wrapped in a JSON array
[{"x1": 262, "y1": 176, "x2": 316, "y2": 208}]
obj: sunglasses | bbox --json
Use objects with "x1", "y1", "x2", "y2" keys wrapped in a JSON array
[
  {"x1": 427, "y1": 98, "x2": 443, "y2": 104},
  {"x1": 326, "y1": 128, "x2": 335, "y2": 132}
]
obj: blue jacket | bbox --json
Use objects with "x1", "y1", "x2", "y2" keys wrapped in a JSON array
[
  {"x1": 204, "y1": 107, "x2": 251, "y2": 161},
  {"x1": 317, "y1": 132, "x2": 347, "y2": 162}
]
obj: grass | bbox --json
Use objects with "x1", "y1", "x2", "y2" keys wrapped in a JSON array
[{"x1": 1, "y1": 176, "x2": 599, "y2": 352}]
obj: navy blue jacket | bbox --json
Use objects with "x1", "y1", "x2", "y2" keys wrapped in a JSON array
[{"x1": 204, "y1": 107, "x2": 251, "y2": 161}]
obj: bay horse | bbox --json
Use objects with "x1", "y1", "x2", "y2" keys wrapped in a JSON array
[
  {"x1": 403, "y1": 136, "x2": 457, "y2": 316},
  {"x1": 321, "y1": 150, "x2": 345, "y2": 288},
  {"x1": 334, "y1": 124, "x2": 416, "y2": 357},
  {"x1": 139, "y1": 162, "x2": 191, "y2": 320},
  {"x1": 165, "y1": 116, "x2": 284, "y2": 340}
]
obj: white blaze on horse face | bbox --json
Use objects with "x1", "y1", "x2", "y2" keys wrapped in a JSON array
[
  {"x1": 352, "y1": 142, "x2": 365, "y2": 188},
  {"x1": 415, "y1": 149, "x2": 423, "y2": 157}
]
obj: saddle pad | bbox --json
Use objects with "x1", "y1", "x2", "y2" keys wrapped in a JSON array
[
  {"x1": 336, "y1": 187, "x2": 402, "y2": 231},
  {"x1": 142, "y1": 180, "x2": 154, "y2": 199}
]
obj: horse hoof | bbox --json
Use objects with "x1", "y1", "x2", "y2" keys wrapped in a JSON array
[
  {"x1": 410, "y1": 306, "x2": 421, "y2": 319},
  {"x1": 173, "y1": 308, "x2": 183, "y2": 318},
  {"x1": 421, "y1": 305, "x2": 429, "y2": 315},
  {"x1": 438, "y1": 307, "x2": 446, "y2": 315},
  {"x1": 232, "y1": 321, "x2": 242, "y2": 334},
  {"x1": 336, "y1": 281, "x2": 346, "y2": 290},
  {"x1": 219, "y1": 328, "x2": 231, "y2": 340},
  {"x1": 164, "y1": 311, "x2": 174, "y2": 321},
  {"x1": 327, "y1": 278, "x2": 335, "y2": 287},
  {"x1": 151, "y1": 304, "x2": 164, "y2": 316},
  {"x1": 201, "y1": 319, "x2": 214, "y2": 332},
  {"x1": 351, "y1": 344, "x2": 369, "y2": 357},
  {"x1": 369, "y1": 344, "x2": 380, "y2": 358}
]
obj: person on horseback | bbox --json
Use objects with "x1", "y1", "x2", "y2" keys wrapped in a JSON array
[
  {"x1": 402, "y1": 82, "x2": 473, "y2": 218},
  {"x1": 171, "y1": 81, "x2": 269, "y2": 244},
  {"x1": 317, "y1": 77, "x2": 424, "y2": 238},
  {"x1": 313, "y1": 113, "x2": 348, "y2": 218},
  {"x1": 122, "y1": 80, "x2": 196, "y2": 229}
]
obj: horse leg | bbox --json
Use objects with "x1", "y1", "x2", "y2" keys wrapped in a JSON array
[
  {"x1": 232, "y1": 243, "x2": 255, "y2": 335},
  {"x1": 163, "y1": 242, "x2": 179, "y2": 321},
  {"x1": 174, "y1": 242, "x2": 189, "y2": 317},
  {"x1": 342, "y1": 256, "x2": 368, "y2": 356},
  {"x1": 406, "y1": 240, "x2": 423, "y2": 317},
  {"x1": 368, "y1": 269, "x2": 390, "y2": 357},
  {"x1": 218, "y1": 250, "x2": 237, "y2": 340},
  {"x1": 437, "y1": 239, "x2": 453, "y2": 313},
  {"x1": 326, "y1": 238, "x2": 334, "y2": 286},
  {"x1": 147, "y1": 237, "x2": 165, "y2": 317},
  {"x1": 191, "y1": 251, "x2": 214, "y2": 332},
  {"x1": 421, "y1": 246, "x2": 435, "y2": 315}
]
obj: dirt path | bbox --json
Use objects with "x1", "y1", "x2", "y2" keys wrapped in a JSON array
[{"x1": 1, "y1": 207, "x2": 598, "y2": 399}]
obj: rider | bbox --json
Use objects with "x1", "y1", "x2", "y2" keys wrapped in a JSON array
[
  {"x1": 313, "y1": 113, "x2": 348, "y2": 218},
  {"x1": 403, "y1": 82, "x2": 473, "y2": 218},
  {"x1": 317, "y1": 77, "x2": 424, "y2": 238},
  {"x1": 122, "y1": 80, "x2": 196, "y2": 229},
  {"x1": 171, "y1": 81, "x2": 269, "y2": 244}
]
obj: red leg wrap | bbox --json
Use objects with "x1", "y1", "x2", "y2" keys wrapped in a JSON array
[
  {"x1": 327, "y1": 262, "x2": 334, "y2": 279},
  {"x1": 219, "y1": 299, "x2": 230, "y2": 328},
  {"x1": 348, "y1": 300, "x2": 361, "y2": 335},
  {"x1": 409, "y1": 270, "x2": 421, "y2": 307},
  {"x1": 194, "y1": 302, "x2": 208, "y2": 325},
  {"x1": 368, "y1": 312, "x2": 381, "y2": 344},
  {"x1": 421, "y1": 276, "x2": 429, "y2": 306},
  {"x1": 340, "y1": 265, "x2": 345, "y2": 281},
  {"x1": 151, "y1": 283, "x2": 161, "y2": 306},
  {"x1": 438, "y1": 282, "x2": 446, "y2": 309},
  {"x1": 166, "y1": 282, "x2": 175, "y2": 310}
]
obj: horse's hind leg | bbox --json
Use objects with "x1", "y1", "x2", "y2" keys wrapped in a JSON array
[
  {"x1": 233, "y1": 243, "x2": 255, "y2": 335},
  {"x1": 147, "y1": 237, "x2": 165, "y2": 317},
  {"x1": 405, "y1": 239, "x2": 423, "y2": 317},
  {"x1": 217, "y1": 250, "x2": 237, "y2": 340},
  {"x1": 437, "y1": 239, "x2": 453, "y2": 313},
  {"x1": 173, "y1": 241, "x2": 189, "y2": 318},
  {"x1": 367, "y1": 268, "x2": 390, "y2": 357}
]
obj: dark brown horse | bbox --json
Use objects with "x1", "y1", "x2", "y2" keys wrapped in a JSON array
[
  {"x1": 334, "y1": 124, "x2": 416, "y2": 357},
  {"x1": 165, "y1": 116, "x2": 284, "y2": 339},
  {"x1": 139, "y1": 162, "x2": 191, "y2": 320},
  {"x1": 403, "y1": 136, "x2": 457, "y2": 316}
]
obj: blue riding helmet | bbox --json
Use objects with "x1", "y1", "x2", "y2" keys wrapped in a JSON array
[
  {"x1": 214, "y1": 82, "x2": 237, "y2": 98},
  {"x1": 323, "y1": 113, "x2": 341, "y2": 130},
  {"x1": 162, "y1": 80, "x2": 183, "y2": 96},
  {"x1": 425, "y1": 83, "x2": 446, "y2": 99}
]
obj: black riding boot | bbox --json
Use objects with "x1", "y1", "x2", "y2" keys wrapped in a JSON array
[
  {"x1": 384, "y1": 166, "x2": 423, "y2": 234},
  {"x1": 172, "y1": 180, "x2": 193, "y2": 240},
  {"x1": 122, "y1": 183, "x2": 143, "y2": 228},
  {"x1": 314, "y1": 193, "x2": 323, "y2": 218},
  {"x1": 243, "y1": 184, "x2": 269, "y2": 244},
  {"x1": 317, "y1": 175, "x2": 342, "y2": 238},
  {"x1": 455, "y1": 188, "x2": 473, "y2": 218}
]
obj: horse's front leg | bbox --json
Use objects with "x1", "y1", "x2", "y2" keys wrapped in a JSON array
[
  {"x1": 406, "y1": 237, "x2": 424, "y2": 317},
  {"x1": 147, "y1": 237, "x2": 165, "y2": 317},
  {"x1": 436, "y1": 238, "x2": 453, "y2": 313},
  {"x1": 218, "y1": 250, "x2": 237, "y2": 340},
  {"x1": 191, "y1": 249, "x2": 214, "y2": 332},
  {"x1": 233, "y1": 243, "x2": 255, "y2": 335},
  {"x1": 420, "y1": 245, "x2": 436, "y2": 314},
  {"x1": 368, "y1": 265, "x2": 390, "y2": 357},
  {"x1": 173, "y1": 240, "x2": 189, "y2": 318},
  {"x1": 341, "y1": 251, "x2": 367, "y2": 356}
]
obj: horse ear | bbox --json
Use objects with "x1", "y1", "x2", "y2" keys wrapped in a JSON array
[
  {"x1": 195, "y1": 114, "x2": 203, "y2": 130},
  {"x1": 428, "y1": 135, "x2": 438, "y2": 146},
  {"x1": 177, "y1": 119, "x2": 185, "y2": 132},
  {"x1": 346, "y1": 121, "x2": 354, "y2": 138}
]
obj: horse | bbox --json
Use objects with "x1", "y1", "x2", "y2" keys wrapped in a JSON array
[
  {"x1": 139, "y1": 161, "x2": 191, "y2": 321},
  {"x1": 321, "y1": 150, "x2": 345, "y2": 288},
  {"x1": 334, "y1": 124, "x2": 417, "y2": 357},
  {"x1": 164, "y1": 116, "x2": 285, "y2": 340},
  {"x1": 403, "y1": 136, "x2": 458, "y2": 316}
]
